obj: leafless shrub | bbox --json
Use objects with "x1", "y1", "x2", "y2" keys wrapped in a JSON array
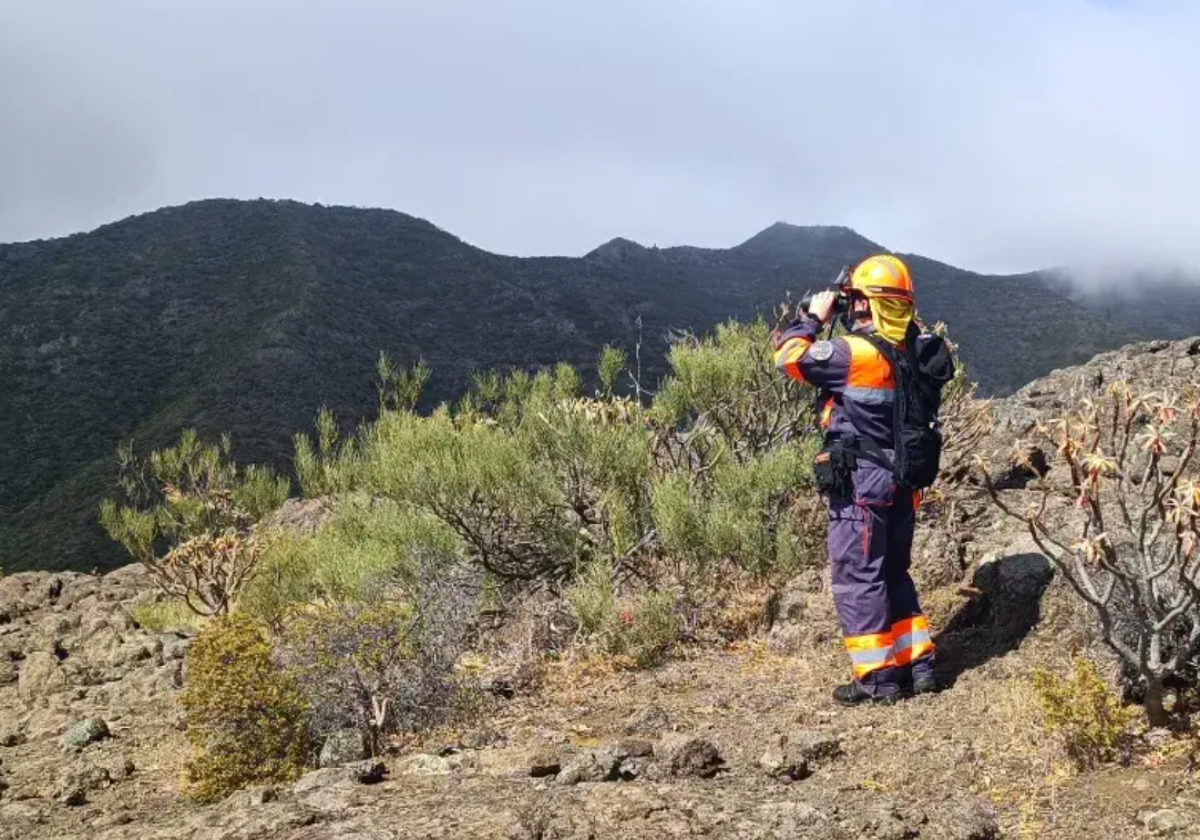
[{"x1": 980, "y1": 380, "x2": 1200, "y2": 725}]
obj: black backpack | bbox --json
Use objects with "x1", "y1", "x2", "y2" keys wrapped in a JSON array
[{"x1": 862, "y1": 325, "x2": 956, "y2": 490}]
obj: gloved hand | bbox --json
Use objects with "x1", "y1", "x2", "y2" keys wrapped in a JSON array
[{"x1": 807, "y1": 290, "x2": 839, "y2": 325}]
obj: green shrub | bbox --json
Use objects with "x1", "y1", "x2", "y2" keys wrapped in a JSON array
[
  {"x1": 1032, "y1": 655, "x2": 1140, "y2": 769},
  {"x1": 566, "y1": 559, "x2": 680, "y2": 667},
  {"x1": 296, "y1": 327, "x2": 823, "y2": 595},
  {"x1": 179, "y1": 614, "x2": 310, "y2": 802},
  {"x1": 239, "y1": 495, "x2": 462, "y2": 624},
  {"x1": 376, "y1": 352, "x2": 431, "y2": 413},
  {"x1": 344, "y1": 406, "x2": 582, "y2": 581},
  {"x1": 293, "y1": 408, "x2": 347, "y2": 499},
  {"x1": 650, "y1": 318, "x2": 814, "y2": 460},
  {"x1": 615, "y1": 591, "x2": 680, "y2": 667},
  {"x1": 652, "y1": 440, "x2": 818, "y2": 582}
]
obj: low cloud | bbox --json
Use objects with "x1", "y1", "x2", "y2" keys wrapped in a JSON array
[{"x1": 1, "y1": 0, "x2": 1198, "y2": 278}]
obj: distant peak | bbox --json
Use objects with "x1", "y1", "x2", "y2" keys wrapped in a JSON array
[
  {"x1": 736, "y1": 222, "x2": 875, "y2": 254},
  {"x1": 585, "y1": 236, "x2": 649, "y2": 262}
]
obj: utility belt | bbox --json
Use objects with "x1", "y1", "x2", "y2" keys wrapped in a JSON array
[{"x1": 812, "y1": 433, "x2": 895, "y2": 498}]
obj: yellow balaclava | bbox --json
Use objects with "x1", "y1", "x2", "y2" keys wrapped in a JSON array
[{"x1": 868, "y1": 297, "x2": 914, "y2": 345}]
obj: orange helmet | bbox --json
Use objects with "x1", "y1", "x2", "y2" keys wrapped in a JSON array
[{"x1": 847, "y1": 254, "x2": 914, "y2": 302}]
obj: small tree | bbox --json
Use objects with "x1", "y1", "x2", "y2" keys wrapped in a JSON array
[
  {"x1": 100, "y1": 429, "x2": 290, "y2": 616},
  {"x1": 980, "y1": 381, "x2": 1200, "y2": 725}
]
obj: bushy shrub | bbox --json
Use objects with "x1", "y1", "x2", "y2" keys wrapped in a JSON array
[
  {"x1": 179, "y1": 614, "x2": 310, "y2": 802},
  {"x1": 275, "y1": 556, "x2": 481, "y2": 753},
  {"x1": 293, "y1": 408, "x2": 347, "y2": 499},
  {"x1": 1033, "y1": 655, "x2": 1139, "y2": 769},
  {"x1": 99, "y1": 429, "x2": 290, "y2": 616},
  {"x1": 255, "y1": 324, "x2": 830, "y2": 667},
  {"x1": 351, "y1": 406, "x2": 585, "y2": 581},
  {"x1": 294, "y1": 323, "x2": 822, "y2": 585},
  {"x1": 651, "y1": 442, "x2": 818, "y2": 582},
  {"x1": 651, "y1": 319, "x2": 814, "y2": 463},
  {"x1": 239, "y1": 496, "x2": 462, "y2": 625}
]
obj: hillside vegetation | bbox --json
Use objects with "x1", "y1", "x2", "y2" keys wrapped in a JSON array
[
  {"x1": 1, "y1": 199, "x2": 1137, "y2": 572},
  {"x1": 2, "y1": 328, "x2": 1200, "y2": 839}
]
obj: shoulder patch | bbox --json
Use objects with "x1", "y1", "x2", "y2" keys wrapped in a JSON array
[{"x1": 808, "y1": 340, "x2": 834, "y2": 362}]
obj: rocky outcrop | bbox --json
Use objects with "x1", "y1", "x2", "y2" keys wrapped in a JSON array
[{"x1": 0, "y1": 564, "x2": 189, "y2": 837}]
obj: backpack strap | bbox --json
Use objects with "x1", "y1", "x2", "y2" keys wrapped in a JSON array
[{"x1": 863, "y1": 332, "x2": 941, "y2": 412}]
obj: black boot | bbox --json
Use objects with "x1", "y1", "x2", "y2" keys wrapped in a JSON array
[
  {"x1": 832, "y1": 681, "x2": 900, "y2": 707},
  {"x1": 911, "y1": 673, "x2": 939, "y2": 695}
]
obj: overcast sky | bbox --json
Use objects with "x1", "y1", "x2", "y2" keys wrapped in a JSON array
[{"x1": 1, "y1": 0, "x2": 1197, "y2": 276}]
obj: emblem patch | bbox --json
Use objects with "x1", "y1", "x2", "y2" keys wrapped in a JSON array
[{"x1": 809, "y1": 340, "x2": 834, "y2": 362}]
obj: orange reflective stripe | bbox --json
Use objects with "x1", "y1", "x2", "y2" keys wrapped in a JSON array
[
  {"x1": 773, "y1": 336, "x2": 813, "y2": 383},
  {"x1": 820, "y1": 397, "x2": 835, "y2": 428},
  {"x1": 892, "y1": 615, "x2": 934, "y2": 665},
  {"x1": 845, "y1": 632, "x2": 896, "y2": 678},
  {"x1": 844, "y1": 336, "x2": 895, "y2": 391},
  {"x1": 845, "y1": 632, "x2": 893, "y2": 652}
]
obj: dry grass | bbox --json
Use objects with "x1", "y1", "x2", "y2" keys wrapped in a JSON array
[
  {"x1": 708, "y1": 584, "x2": 771, "y2": 644},
  {"x1": 128, "y1": 599, "x2": 208, "y2": 634},
  {"x1": 498, "y1": 569, "x2": 1197, "y2": 838}
]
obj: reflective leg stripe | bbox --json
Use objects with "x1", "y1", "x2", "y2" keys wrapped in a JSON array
[
  {"x1": 845, "y1": 632, "x2": 896, "y2": 679},
  {"x1": 891, "y1": 615, "x2": 934, "y2": 665}
]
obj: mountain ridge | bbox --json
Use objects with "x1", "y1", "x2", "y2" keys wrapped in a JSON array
[{"x1": 0, "y1": 197, "x2": 1157, "y2": 574}]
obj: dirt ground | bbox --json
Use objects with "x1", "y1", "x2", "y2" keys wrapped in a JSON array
[{"x1": 2, "y1": 559, "x2": 1198, "y2": 840}]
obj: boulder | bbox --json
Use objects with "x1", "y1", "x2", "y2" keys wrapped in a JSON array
[
  {"x1": 17, "y1": 652, "x2": 66, "y2": 702},
  {"x1": 654, "y1": 734, "x2": 723, "y2": 779},
  {"x1": 556, "y1": 748, "x2": 622, "y2": 786},
  {"x1": 1140, "y1": 808, "x2": 1192, "y2": 836},
  {"x1": 62, "y1": 717, "x2": 110, "y2": 749},
  {"x1": 318, "y1": 729, "x2": 369, "y2": 768},
  {"x1": 292, "y1": 759, "x2": 386, "y2": 794},
  {"x1": 624, "y1": 706, "x2": 670, "y2": 736}
]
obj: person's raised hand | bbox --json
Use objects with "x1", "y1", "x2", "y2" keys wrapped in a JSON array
[{"x1": 808, "y1": 290, "x2": 838, "y2": 324}]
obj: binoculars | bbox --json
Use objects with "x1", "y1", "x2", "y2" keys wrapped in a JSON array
[
  {"x1": 798, "y1": 265, "x2": 852, "y2": 316},
  {"x1": 799, "y1": 287, "x2": 850, "y2": 316}
]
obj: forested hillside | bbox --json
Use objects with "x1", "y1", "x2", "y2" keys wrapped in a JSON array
[{"x1": 0, "y1": 199, "x2": 1136, "y2": 572}]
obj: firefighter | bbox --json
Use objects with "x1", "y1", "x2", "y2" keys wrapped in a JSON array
[{"x1": 772, "y1": 254, "x2": 942, "y2": 705}]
